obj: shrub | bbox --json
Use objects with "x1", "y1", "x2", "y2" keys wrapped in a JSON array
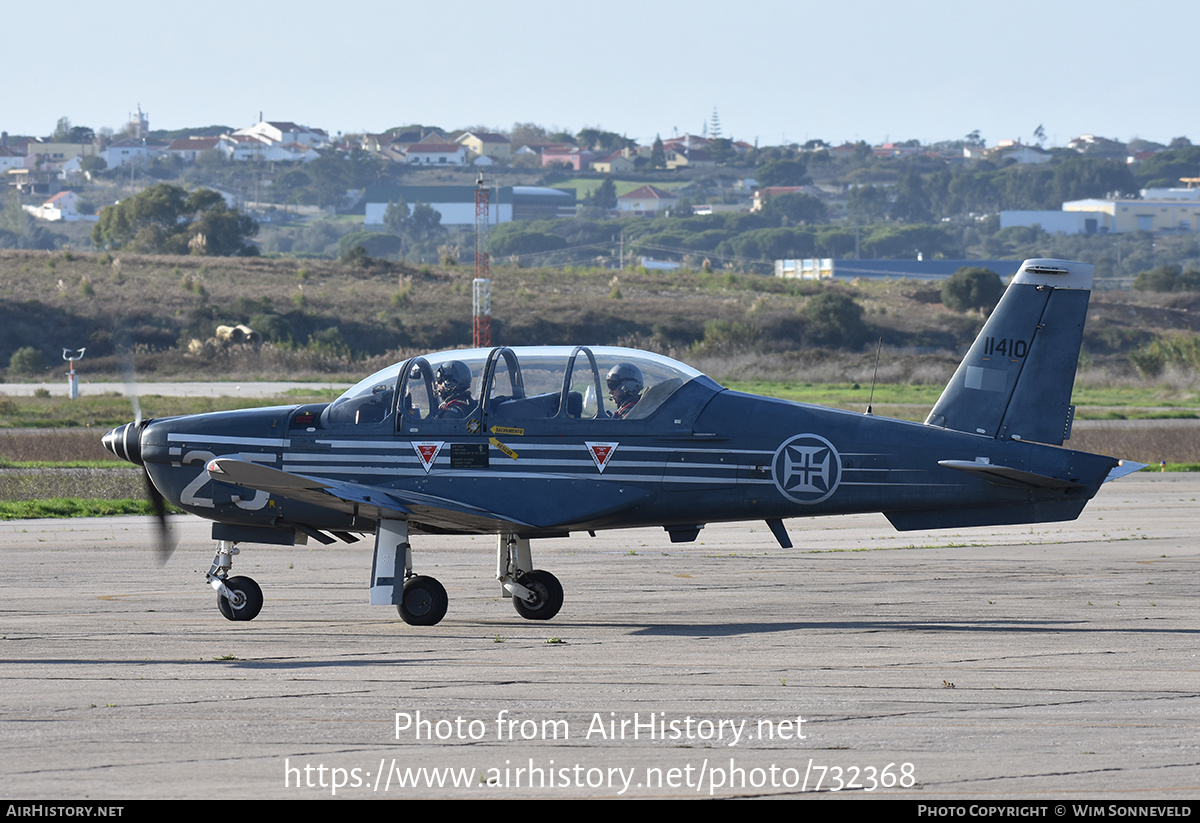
[
  {"x1": 1132, "y1": 264, "x2": 1200, "y2": 293},
  {"x1": 9, "y1": 346, "x2": 46, "y2": 375},
  {"x1": 941, "y1": 267, "x2": 1003, "y2": 313},
  {"x1": 802, "y1": 292, "x2": 869, "y2": 348}
]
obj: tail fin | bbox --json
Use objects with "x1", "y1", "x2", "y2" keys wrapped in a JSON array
[{"x1": 925, "y1": 258, "x2": 1093, "y2": 446}]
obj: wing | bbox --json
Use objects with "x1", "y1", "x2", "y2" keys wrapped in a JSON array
[
  {"x1": 207, "y1": 457, "x2": 536, "y2": 532},
  {"x1": 206, "y1": 457, "x2": 654, "y2": 533}
]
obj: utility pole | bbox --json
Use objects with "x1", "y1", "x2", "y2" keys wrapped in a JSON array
[{"x1": 473, "y1": 174, "x2": 492, "y2": 347}]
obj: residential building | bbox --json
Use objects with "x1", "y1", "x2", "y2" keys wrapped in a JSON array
[
  {"x1": 405, "y1": 134, "x2": 467, "y2": 165},
  {"x1": 234, "y1": 120, "x2": 328, "y2": 148},
  {"x1": 166, "y1": 137, "x2": 221, "y2": 163},
  {"x1": 22, "y1": 191, "x2": 92, "y2": 222},
  {"x1": 873, "y1": 142, "x2": 922, "y2": 158},
  {"x1": 0, "y1": 146, "x2": 27, "y2": 172},
  {"x1": 218, "y1": 134, "x2": 270, "y2": 161},
  {"x1": 992, "y1": 143, "x2": 1052, "y2": 165},
  {"x1": 665, "y1": 148, "x2": 715, "y2": 169},
  {"x1": 541, "y1": 147, "x2": 593, "y2": 170},
  {"x1": 457, "y1": 132, "x2": 512, "y2": 162},
  {"x1": 101, "y1": 139, "x2": 156, "y2": 168},
  {"x1": 24, "y1": 141, "x2": 100, "y2": 170},
  {"x1": 616, "y1": 185, "x2": 678, "y2": 215},
  {"x1": 590, "y1": 152, "x2": 634, "y2": 173}
]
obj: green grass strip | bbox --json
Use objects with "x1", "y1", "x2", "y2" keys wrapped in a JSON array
[
  {"x1": 1139, "y1": 463, "x2": 1200, "y2": 472},
  {"x1": 0, "y1": 498, "x2": 181, "y2": 520},
  {"x1": 0, "y1": 460, "x2": 130, "y2": 469}
]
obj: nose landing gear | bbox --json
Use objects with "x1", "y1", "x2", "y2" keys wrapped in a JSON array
[{"x1": 208, "y1": 541, "x2": 263, "y2": 621}]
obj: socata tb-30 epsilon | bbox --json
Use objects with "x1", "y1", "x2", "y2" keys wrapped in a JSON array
[{"x1": 103, "y1": 258, "x2": 1141, "y2": 627}]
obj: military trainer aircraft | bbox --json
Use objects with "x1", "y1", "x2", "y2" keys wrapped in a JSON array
[{"x1": 103, "y1": 258, "x2": 1141, "y2": 626}]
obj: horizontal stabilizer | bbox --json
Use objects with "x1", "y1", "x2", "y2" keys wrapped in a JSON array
[
  {"x1": 1105, "y1": 460, "x2": 1147, "y2": 482},
  {"x1": 937, "y1": 459, "x2": 1084, "y2": 490}
]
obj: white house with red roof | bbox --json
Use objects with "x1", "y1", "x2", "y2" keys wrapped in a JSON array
[
  {"x1": 617, "y1": 184, "x2": 679, "y2": 215},
  {"x1": 22, "y1": 191, "x2": 93, "y2": 222},
  {"x1": 405, "y1": 135, "x2": 467, "y2": 165}
]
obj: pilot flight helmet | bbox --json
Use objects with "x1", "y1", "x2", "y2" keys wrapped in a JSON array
[
  {"x1": 606, "y1": 362, "x2": 643, "y2": 400},
  {"x1": 435, "y1": 360, "x2": 472, "y2": 399}
]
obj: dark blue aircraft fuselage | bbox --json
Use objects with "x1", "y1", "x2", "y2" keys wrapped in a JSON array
[{"x1": 138, "y1": 370, "x2": 1115, "y2": 541}]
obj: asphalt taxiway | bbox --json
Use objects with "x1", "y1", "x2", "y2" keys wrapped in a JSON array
[{"x1": 1, "y1": 473, "x2": 1197, "y2": 799}]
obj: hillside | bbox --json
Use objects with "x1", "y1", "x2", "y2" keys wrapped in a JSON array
[{"x1": 1, "y1": 249, "x2": 1196, "y2": 387}]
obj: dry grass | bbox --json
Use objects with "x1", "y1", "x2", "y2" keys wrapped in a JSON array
[
  {"x1": 0, "y1": 429, "x2": 111, "y2": 462},
  {"x1": 2, "y1": 249, "x2": 1197, "y2": 388},
  {"x1": 1069, "y1": 422, "x2": 1200, "y2": 464}
]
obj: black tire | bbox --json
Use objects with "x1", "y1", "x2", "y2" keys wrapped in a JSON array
[
  {"x1": 512, "y1": 570, "x2": 563, "y2": 621},
  {"x1": 397, "y1": 575, "x2": 448, "y2": 626},
  {"x1": 217, "y1": 576, "x2": 263, "y2": 621}
]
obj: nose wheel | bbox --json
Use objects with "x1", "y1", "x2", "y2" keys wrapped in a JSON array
[{"x1": 208, "y1": 540, "x2": 264, "y2": 621}]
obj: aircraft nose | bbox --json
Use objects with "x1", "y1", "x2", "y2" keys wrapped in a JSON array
[{"x1": 102, "y1": 421, "x2": 144, "y2": 466}]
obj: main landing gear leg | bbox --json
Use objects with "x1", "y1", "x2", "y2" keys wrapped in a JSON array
[
  {"x1": 497, "y1": 534, "x2": 563, "y2": 621},
  {"x1": 373, "y1": 519, "x2": 447, "y2": 626},
  {"x1": 209, "y1": 540, "x2": 263, "y2": 621}
]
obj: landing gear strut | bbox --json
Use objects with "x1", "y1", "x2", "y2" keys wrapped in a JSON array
[
  {"x1": 209, "y1": 540, "x2": 263, "y2": 621},
  {"x1": 498, "y1": 534, "x2": 563, "y2": 621},
  {"x1": 373, "y1": 520, "x2": 449, "y2": 626}
]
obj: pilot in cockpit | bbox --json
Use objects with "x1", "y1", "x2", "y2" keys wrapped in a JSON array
[
  {"x1": 432, "y1": 360, "x2": 475, "y2": 418},
  {"x1": 606, "y1": 363, "x2": 644, "y2": 419}
]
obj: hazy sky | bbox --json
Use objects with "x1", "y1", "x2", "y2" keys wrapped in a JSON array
[{"x1": 8, "y1": 0, "x2": 1197, "y2": 148}]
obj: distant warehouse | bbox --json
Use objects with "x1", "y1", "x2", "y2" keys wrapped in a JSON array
[
  {"x1": 1000, "y1": 188, "x2": 1200, "y2": 235},
  {"x1": 363, "y1": 185, "x2": 576, "y2": 226},
  {"x1": 775, "y1": 258, "x2": 1024, "y2": 282}
]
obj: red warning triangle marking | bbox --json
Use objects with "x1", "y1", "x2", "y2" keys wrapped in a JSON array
[
  {"x1": 586, "y1": 441, "x2": 618, "y2": 473},
  {"x1": 412, "y1": 441, "x2": 444, "y2": 473}
]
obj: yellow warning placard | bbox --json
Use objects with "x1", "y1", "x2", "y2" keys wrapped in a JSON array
[{"x1": 489, "y1": 437, "x2": 519, "y2": 460}]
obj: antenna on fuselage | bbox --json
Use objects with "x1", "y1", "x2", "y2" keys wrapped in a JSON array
[{"x1": 865, "y1": 337, "x2": 882, "y2": 415}]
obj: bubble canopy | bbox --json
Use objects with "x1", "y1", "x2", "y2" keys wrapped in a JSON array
[{"x1": 322, "y1": 346, "x2": 707, "y2": 428}]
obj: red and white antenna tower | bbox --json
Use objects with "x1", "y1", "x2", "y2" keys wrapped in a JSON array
[{"x1": 473, "y1": 174, "x2": 492, "y2": 347}]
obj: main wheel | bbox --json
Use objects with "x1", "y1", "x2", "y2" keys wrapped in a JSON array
[
  {"x1": 512, "y1": 570, "x2": 563, "y2": 621},
  {"x1": 398, "y1": 575, "x2": 448, "y2": 626},
  {"x1": 217, "y1": 575, "x2": 263, "y2": 621}
]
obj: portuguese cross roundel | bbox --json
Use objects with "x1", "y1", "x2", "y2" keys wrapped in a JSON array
[{"x1": 771, "y1": 433, "x2": 841, "y2": 505}]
